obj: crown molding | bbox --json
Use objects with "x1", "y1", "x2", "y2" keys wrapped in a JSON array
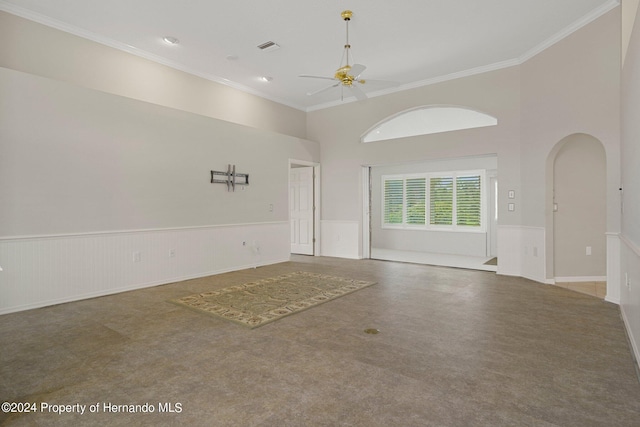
[
  {"x1": 2, "y1": 0, "x2": 620, "y2": 113},
  {"x1": 307, "y1": 0, "x2": 620, "y2": 112},
  {"x1": 306, "y1": 58, "x2": 521, "y2": 112},
  {"x1": 518, "y1": 0, "x2": 620, "y2": 62}
]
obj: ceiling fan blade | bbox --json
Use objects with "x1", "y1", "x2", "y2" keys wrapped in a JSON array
[
  {"x1": 299, "y1": 74, "x2": 337, "y2": 81},
  {"x1": 350, "y1": 64, "x2": 367, "y2": 79},
  {"x1": 307, "y1": 82, "x2": 340, "y2": 96},
  {"x1": 349, "y1": 84, "x2": 368, "y2": 101},
  {"x1": 359, "y1": 79, "x2": 400, "y2": 87}
]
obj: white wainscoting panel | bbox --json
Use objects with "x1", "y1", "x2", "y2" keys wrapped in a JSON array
[
  {"x1": 0, "y1": 222, "x2": 289, "y2": 315},
  {"x1": 497, "y1": 226, "x2": 523, "y2": 277},
  {"x1": 620, "y1": 234, "x2": 640, "y2": 369},
  {"x1": 497, "y1": 225, "x2": 547, "y2": 283},
  {"x1": 605, "y1": 233, "x2": 621, "y2": 304},
  {"x1": 320, "y1": 220, "x2": 360, "y2": 259}
]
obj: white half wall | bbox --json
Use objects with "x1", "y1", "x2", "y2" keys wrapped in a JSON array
[
  {"x1": 620, "y1": 235, "x2": 640, "y2": 368},
  {"x1": 497, "y1": 225, "x2": 547, "y2": 284},
  {"x1": 606, "y1": 233, "x2": 621, "y2": 304},
  {"x1": 0, "y1": 222, "x2": 290, "y2": 315},
  {"x1": 320, "y1": 220, "x2": 360, "y2": 259}
]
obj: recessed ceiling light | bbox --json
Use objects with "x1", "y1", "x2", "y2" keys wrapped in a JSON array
[
  {"x1": 226, "y1": 54, "x2": 239, "y2": 61},
  {"x1": 259, "y1": 76, "x2": 273, "y2": 82},
  {"x1": 162, "y1": 36, "x2": 180, "y2": 45}
]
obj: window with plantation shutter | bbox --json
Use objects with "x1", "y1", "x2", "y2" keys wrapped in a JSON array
[
  {"x1": 456, "y1": 175, "x2": 481, "y2": 226},
  {"x1": 383, "y1": 179, "x2": 403, "y2": 224},
  {"x1": 429, "y1": 177, "x2": 453, "y2": 225},
  {"x1": 406, "y1": 178, "x2": 426, "y2": 224},
  {"x1": 382, "y1": 170, "x2": 484, "y2": 231}
]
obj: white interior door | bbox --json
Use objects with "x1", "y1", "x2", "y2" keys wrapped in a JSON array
[{"x1": 290, "y1": 166, "x2": 314, "y2": 255}]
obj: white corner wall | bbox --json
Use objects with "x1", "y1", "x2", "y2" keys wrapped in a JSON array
[
  {"x1": 620, "y1": 0, "x2": 640, "y2": 370},
  {"x1": 497, "y1": 226, "x2": 547, "y2": 283},
  {"x1": 320, "y1": 221, "x2": 360, "y2": 259}
]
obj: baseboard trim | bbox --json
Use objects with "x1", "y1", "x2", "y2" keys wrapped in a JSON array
[
  {"x1": 620, "y1": 305, "x2": 640, "y2": 383},
  {"x1": 605, "y1": 295, "x2": 621, "y2": 305},
  {"x1": 554, "y1": 276, "x2": 607, "y2": 283},
  {"x1": 517, "y1": 273, "x2": 549, "y2": 285},
  {"x1": 0, "y1": 221, "x2": 289, "y2": 242}
]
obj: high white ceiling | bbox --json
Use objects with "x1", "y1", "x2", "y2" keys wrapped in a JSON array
[{"x1": 1, "y1": 0, "x2": 619, "y2": 111}]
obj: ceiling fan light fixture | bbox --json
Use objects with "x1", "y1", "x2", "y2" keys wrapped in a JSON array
[{"x1": 299, "y1": 10, "x2": 395, "y2": 102}]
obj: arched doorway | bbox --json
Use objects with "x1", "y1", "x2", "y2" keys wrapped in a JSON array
[{"x1": 547, "y1": 134, "x2": 607, "y2": 292}]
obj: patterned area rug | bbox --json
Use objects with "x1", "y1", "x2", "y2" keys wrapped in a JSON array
[{"x1": 171, "y1": 271, "x2": 376, "y2": 329}]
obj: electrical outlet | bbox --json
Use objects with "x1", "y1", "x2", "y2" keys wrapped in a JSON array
[
  {"x1": 242, "y1": 241, "x2": 246, "y2": 246},
  {"x1": 133, "y1": 251, "x2": 141, "y2": 263},
  {"x1": 586, "y1": 246, "x2": 592, "y2": 256},
  {"x1": 533, "y1": 247, "x2": 538, "y2": 257},
  {"x1": 169, "y1": 249, "x2": 175, "y2": 258}
]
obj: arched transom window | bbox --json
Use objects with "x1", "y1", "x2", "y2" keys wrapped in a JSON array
[{"x1": 361, "y1": 106, "x2": 498, "y2": 143}]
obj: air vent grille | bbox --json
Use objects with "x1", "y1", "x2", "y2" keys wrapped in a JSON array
[{"x1": 257, "y1": 41, "x2": 280, "y2": 52}]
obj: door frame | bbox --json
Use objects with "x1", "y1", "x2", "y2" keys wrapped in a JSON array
[
  {"x1": 289, "y1": 159, "x2": 321, "y2": 256},
  {"x1": 362, "y1": 166, "x2": 371, "y2": 259},
  {"x1": 362, "y1": 162, "x2": 497, "y2": 261},
  {"x1": 487, "y1": 170, "x2": 498, "y2": 257}
]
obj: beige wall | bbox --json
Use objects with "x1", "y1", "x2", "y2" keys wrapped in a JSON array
[
  {"x1": 520, "y1": 8, "x2": 620, "y2": 231},
  {"x1": 0, "y1": 67, "x2": 319, "y2": 237},
  {"x1": 307, "y1": 66, "x2": 522, "y2": 225},
  {"x1": 623, "y1": 0, "x2": 640, "y2": 65},
  {"x1": 552, "y1": 135, "x2": 607, "y2": 278},
  {"x1": 519, "y1": 8, "x2": 621, "y2": 281},
  {"x1": 0, "y1": 11, "x2": 307, "y2": 140},
  {"x1": 0, "y1": 12, "x2": 321, "y2": 313}
]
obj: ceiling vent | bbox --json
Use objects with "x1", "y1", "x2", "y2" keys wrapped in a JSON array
[{"x1": 257, "y1": 41, "x2": 280, "y2": 52}]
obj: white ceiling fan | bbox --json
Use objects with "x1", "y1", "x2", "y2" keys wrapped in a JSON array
[{"x1": 299, "y1": 10, "x2": 396, "y2": 101}]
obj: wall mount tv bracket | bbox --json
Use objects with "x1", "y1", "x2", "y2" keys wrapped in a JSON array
[{"x1": 211, "y1": 164, "x2": 249, "y2": 192}]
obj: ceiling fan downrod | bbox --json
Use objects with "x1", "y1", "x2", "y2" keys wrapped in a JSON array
[{"x1": 342, "y1": 11, "x2": 354, "y2": 66}]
